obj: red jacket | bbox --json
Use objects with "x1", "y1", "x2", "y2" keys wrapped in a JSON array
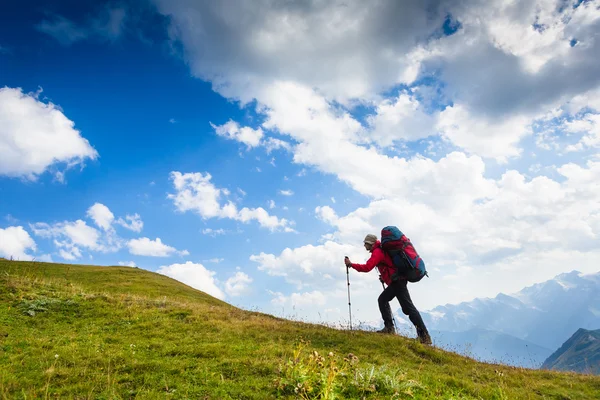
[{"x1": 350, "y1": 241, "x2": 398, "y2": 285}]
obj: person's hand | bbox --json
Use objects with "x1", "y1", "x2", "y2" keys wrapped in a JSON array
[{"x1": 344, "y1": 256, "x2": 351, "y2": 267}]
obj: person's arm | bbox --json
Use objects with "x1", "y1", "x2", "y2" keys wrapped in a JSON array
[{"x1": 348, "y1": 249, "x2": 384, "y2": 273}]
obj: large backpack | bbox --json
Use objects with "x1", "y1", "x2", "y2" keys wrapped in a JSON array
[{"x1": 380, "y1": 226, "x2": 428, "y2": 283}]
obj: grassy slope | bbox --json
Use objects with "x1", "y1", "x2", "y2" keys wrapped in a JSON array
[{"x1": 1, "y1": 260, "x2": 599, "y2": 399}]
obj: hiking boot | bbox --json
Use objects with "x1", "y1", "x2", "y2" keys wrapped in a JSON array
[
  {"x1": 377, "y1": 325, "x2": 395, "y2": 334},
  {"x1": 417, "y1": 328, "x2": 432, "y2": 345}
]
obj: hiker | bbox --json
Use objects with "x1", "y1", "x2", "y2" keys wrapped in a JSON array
[{"x1": 344, "y1": 233, "x2": 432, "y2": 344}]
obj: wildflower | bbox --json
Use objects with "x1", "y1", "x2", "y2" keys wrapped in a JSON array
[
  {"x1": 54, "y1": 354, "x2": 59, "y2": 359},
  {"x1": 328, "y1": 352, "x2": 334, "y2": 357}
]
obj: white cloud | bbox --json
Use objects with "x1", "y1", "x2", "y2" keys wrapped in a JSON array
[
  {"x1": 157, "y1": 261, "x2": 225, "y2": 299},
  {"x1": 156, "y1": 0, "x2": 600, "y2": 162},
  {"x1": 251, "y1": 157, "x2": 600, "y2": 323},
  {"x1": 315, "y1": 206, "x2": 339, "y2": 225},
  {"x1": 203, "y1": 258, "x2": 224, "y2": 263},
  {"x1": 31, "y1": 218, "x2": 120, "y2": 260},
  {"x1": 436, "y1": 104, "x2": 532, "y2": 161},
  {"x1": 270, "y1": 290, "x2": 327, "y2": 308},
  {"x1": 0, "y1": 87, "x2": 98, "y2": 180},
  {"x1": 279, "y1": 189, "x2": 293, "y2": 196},
  {"x1": 0, "y1": 226, "x2": 37, "y2": 260},
  {"x1": 367, "y1": 91, "x2": 436, "y2": 145},
  {"x1": 211, "y1": 120, "x2": 264, "y2": 148},
  {"x1": 268, "y1": 200, "x2": 276, "y2": 209},
  {"x1": 115, "y1": 213, "x2": 144, "y2": 232},
  {"x1": 154, "y1": 0, "x2": 448, "y2": 104},
  {"x1": 264, "y1": 137, "x2": 292, "y2": 153},
  {"x1": 225, "y1": 271, "x2": 253, "y2": 296},
  {"x1": 564, "y1": 113, "x2": 600, "y2": 152},
  {"x1": 30, "y1": 203, "x2": 143, "y2": 260},
  {"x1": 154, "y1": 0, "x2": 600, "y2": 324},
  {"x1": 168, "y1": 171, "x2": 294, "y2": 232},
  {"x1": 250, "y1": 240, "x2": 357, "y2": 290},
  {"x1": 87, "y1": 203, "x2": 115, "y2": 231},
  {"x1": 237, "y1": 207, "x2": 295, "y2": 233},
  {"x1": 168, "y1": 171, "x2": 227, "y2": 219},
  {"x1": 202, "y1": 228, "x2": 226, "y2": 236},
  {"x1": 127, "y1": 237, "x2": 187, "y2": 257},
  {"x1": 36, "y1": 6, "x2": 126, "y2": 46},
  {"x1": 118, "y1": 261, "x2": 137, "y2": 267}
]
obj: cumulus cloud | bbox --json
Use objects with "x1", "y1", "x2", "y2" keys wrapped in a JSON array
[
  {"x1": 87, "y1": 203, "x2": 115, "y2": 231},
  {"x1": 225, "y1": 271, "x2": 253, "y2": 296},
  {"x1": 152, "y1": 0, "x2": 600, "y2": 323},
  {"x1": 168, "y1": 171, "x2": 294, "y2": 232},
  {"x1": 0, "y1": 226, "x2": 37, "y2": 260},
  {"x1": 366, "y1": 91, "x2": 436, "y2": 145},
  {"x1": 115, "y1": 213, "x2": 144, "y2": 232},
  {"x1": 127, "y1": 237, "x2": 188, "y2": 257},
  {"x1": 251, "y1": 158, "x2": 600, "y2": 322},
  {"x1": 154, "y1": 0, "x2": 449, "y2": 103},
  {"x1": 270, "y1": 290, "x2": 327, "y2": 308},
  {"x1": 157, "y1": 261, "x2": 225, "y2": 299},
  {"x1": 118, "y1": 261, "x2": 137, "y2": 267},
  {"x1": 0, "y1": 87, "x2": 97, "y2": 180},
  {"x1": 30, "y1": 203, "x2": 145, "y2": 260},
  {"x1": 264, "y1": 137, "x2": 292, "y2": 153},
  {"x1": 211, "y1": 120, "x2": 264, "y2": 148},
  {"x1": 155, "y1": 0, "x2": 600, "y2": 160},
  {"x1": 30, "y1": 217, "x2": 121, "y2": 261},
  {"x1": 315, "y1": 206, "x2": 339, "y2": 225}
]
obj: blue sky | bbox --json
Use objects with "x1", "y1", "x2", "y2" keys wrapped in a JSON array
[{"x1": 2, "y1": 0, "x2": 600, "y2": 327}]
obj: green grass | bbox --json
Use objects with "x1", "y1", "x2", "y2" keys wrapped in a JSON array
[{"x1": 1, "y1": 259, "x2": 599, "y2": 399}]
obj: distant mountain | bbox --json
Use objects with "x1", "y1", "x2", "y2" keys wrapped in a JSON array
[
  {"x1": 397, "y1": 270, "x2": 600, "y2": 351},
  {"x1": 541, "y1": 328, "x2": 600, "y2": 375},
  {"x1": 431, "y1": 328, "x2": 553, "y2": 369}
]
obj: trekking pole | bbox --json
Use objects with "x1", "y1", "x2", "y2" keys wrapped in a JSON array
[{"x1": 345, "y1": 256, "x2": 352, "y2": 331}]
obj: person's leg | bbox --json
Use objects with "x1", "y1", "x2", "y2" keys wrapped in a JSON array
[
  {"x1": 377, "y1": 284, "x2": 397, "y2": 333},
  {"x1": 396, "y1": 280, "x2": 432, "y2": 344}
]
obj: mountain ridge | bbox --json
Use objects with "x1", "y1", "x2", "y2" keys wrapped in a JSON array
[{"x1": 541, "y1": 328, "x2": 600, "y2": 375}]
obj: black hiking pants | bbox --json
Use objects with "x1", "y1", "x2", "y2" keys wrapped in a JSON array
[{"x1": 379, "y1": 279, "x2": 428, "y2": 332}]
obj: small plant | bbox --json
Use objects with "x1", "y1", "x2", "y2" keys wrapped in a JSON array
[
  {"x1": 274, "y1": 339, "x2": 422, "y2": 399},
  {"x1": 18, "y1": 298, "x2": 60, "y2": 316},
  {"x1": 17, "y1": 297, "x2": 78, "y2": 316}
]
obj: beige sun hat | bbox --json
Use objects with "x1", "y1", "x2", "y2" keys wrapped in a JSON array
[{"x1": 363, "y1": 234, "x2": 377, "y2": 245}]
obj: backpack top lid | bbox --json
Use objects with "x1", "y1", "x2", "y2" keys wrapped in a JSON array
[{"x1": 381, "y1": 226, "x2": 404, "y2": 244}]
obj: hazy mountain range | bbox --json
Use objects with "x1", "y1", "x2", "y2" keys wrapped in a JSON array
[{"x1": 394, "y1": 270, "x2": 600, "y2": 368}]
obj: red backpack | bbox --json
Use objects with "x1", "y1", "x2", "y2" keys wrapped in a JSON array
[{"x1": 380, "y1": 226, "x2": 428, "y2": 283}]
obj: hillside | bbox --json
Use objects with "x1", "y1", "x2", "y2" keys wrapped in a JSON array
[
  {"x1": 542, "y1": 328, "x2": 600, "y2": 375},
  {"x1": 1, "y1": 260, "x2": 599, "y2": 399}
]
